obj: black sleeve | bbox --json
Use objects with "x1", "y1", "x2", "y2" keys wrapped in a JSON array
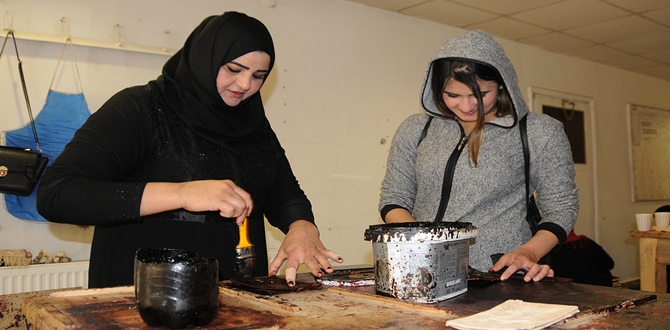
[
  {"x1": 537, "y1": 222, "x2": 568, "y2": 252},
  {"x1": 380, "y1": 204, "x2": 409, "y2": 222},
  {"x1": 36, "y1": 87, "x2": 149, "y2": 225},
  {"x1": 262, "y1": 134, "x2": 314, "y2": 234}
]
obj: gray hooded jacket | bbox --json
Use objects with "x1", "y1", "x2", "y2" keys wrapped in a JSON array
[{"x1": 379, "y1": 30, "x2": 579, "y2": 271}]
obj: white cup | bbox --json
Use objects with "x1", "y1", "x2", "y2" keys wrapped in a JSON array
[
  {"x1": 655, "y1": 212, "x2": 670, "y2": 228},
  {"x1": 636, "y1": 213, "x2": 653, "y2": 231}
]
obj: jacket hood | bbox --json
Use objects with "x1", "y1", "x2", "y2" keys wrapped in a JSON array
[{"x1": 420, "y1": 30, "x2": 528, "y2": 125}]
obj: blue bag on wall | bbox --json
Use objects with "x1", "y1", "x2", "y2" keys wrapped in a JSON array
[
  {"x1": 4, "y1": 36, "x2": 91, "y2": 222},
  {"x1": 4, "y1": 91, "x2": 90, "y2": 222}
]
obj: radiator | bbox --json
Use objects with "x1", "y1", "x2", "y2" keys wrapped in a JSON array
[{"x1": 0, "y1": 260, "x2": 89, "y2": 295}]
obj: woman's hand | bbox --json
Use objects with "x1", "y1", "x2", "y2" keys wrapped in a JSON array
[
  {"x1": 489, "y1": 248, "x2": 554, "y2": 282},
  {"x1": 268, "y1": 220, "x2": 343, "y2": 286},
  {"x1": 140, "y1": 180, "x2": 252, "y2": 224},
  {"x1": 489, "y1": 230, "x2": 558, "y2": 282}
]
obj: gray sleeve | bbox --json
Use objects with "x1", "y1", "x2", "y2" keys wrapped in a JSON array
[
  {"x1": 379, "y1": 114, "x2": 431, "y2": 216},
  {"x1": 529, "y1": 114, "x2": 579, "y2": 235}
]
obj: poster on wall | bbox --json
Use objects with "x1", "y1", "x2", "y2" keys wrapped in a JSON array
[{"x1": 628, "y1": 103, "x2": 670, "y2": 201}]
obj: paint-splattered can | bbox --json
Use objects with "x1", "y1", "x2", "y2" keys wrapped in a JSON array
[{"x1": 364, "y1": 222, "x2": 477, "y2": 303}]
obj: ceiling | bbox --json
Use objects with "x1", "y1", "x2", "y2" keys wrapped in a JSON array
[{"x1": 345, "y1": 0, "x2": 670, "y2": 83}]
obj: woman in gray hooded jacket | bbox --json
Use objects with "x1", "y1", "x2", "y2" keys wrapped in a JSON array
[{"x1": 379, "y1": 30, "x2": 578, "y2": 282}]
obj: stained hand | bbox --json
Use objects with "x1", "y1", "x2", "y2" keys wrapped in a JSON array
[{"x1": 268, "y1": 220, "x2": 343, "y2": 286}]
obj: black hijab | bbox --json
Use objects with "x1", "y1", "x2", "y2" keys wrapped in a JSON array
[{"x1": 152, "y1": 11, "x2": 276, "y2": 154}]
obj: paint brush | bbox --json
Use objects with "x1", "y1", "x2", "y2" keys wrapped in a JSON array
[{"x1": 235, "y1": 218, "x2": 255, "y2": 278}]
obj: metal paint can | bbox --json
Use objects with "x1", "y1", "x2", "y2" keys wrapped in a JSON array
[{"x1": 364, "y1": 222, "x2": 477, "y2": 303}]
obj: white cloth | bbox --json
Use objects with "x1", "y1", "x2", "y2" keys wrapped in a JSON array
[{"x1": 446, "y1": 299, "x2": 579, "y2": 330}]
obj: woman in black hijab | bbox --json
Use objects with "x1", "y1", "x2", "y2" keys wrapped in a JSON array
[{"x1": 37, "y1": 11, "x2": 342, "y2": 288}]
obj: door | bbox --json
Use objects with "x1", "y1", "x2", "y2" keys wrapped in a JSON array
[{"x1": 530, "y1": 87, "x2": 597, "y2": 240}]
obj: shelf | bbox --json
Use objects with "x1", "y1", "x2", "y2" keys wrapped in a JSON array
[{"x1": 2, "y1": 29, "x2": 174, "y2": 56}]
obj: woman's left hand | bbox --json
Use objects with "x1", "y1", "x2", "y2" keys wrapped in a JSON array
[
  {"x1": 489, "y1": 229, "x2": 557, "y2": 282},
  {"x1": 268, "y1": 220, "x2": 343, "y2": 286},
  {"x1": 489, "y1": 248, "x2": 554, "y2": 282}
]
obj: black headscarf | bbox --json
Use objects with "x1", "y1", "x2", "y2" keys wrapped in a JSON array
[{"x1": 152, "y1": 11, "x2": 276, "y2": 154}]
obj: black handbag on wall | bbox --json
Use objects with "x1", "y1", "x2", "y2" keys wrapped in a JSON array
[
  {"x1": 0, "y1": 30, "x2": 49, "y2": 196},
  {"x1": 0, "y1": 146, "x2": 49, "y2": 196}
]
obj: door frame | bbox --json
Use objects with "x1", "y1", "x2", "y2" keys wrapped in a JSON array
[{"x1": 528, "y1": 86, "x2": 599, "y2": 241}]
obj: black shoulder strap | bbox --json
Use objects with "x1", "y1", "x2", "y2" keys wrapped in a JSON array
[
  {"x1": 431, "y1": 119, "x2": 467, "y2": 223},
  {"x1": 418, "y1": 116, "x2": 433, "y2": 146},
  {"x1": 519, "y1": 115, "x2": 538, "y2": 232},
  {"x1": 415, "y1": 115, "x2": 465, "y2": 223},
  {"x1": 1, "y1": 30, "x2": 40, "y2": 153},
  {"x1": 520, "y1": 116, "x2": 530, "y2": 201}
]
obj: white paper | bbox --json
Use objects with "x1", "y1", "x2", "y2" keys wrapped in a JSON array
[{"x1": 445, "y1": 299, "x2": 579, "y2": 330}]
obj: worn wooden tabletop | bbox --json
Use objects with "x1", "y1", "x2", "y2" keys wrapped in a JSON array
[{"x1": 13, "y1": 274, "x2": 670, "y2": 329}]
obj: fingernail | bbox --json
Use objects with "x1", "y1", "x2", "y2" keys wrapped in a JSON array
[
  {"x1": 327, "y1": 266, "x2": 333, "y2": 271},
  {"x1": 317, "y1": 272, "x2": 323, "y2": 278},
  {"x1": 287, "y1": 281, "x2": 295, "y2": 287},
  {"x1": 337, "y1": 257, "x2": 343, "y2": 262}
]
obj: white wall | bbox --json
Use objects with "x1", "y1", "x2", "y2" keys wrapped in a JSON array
[{"x1": 1, "y1": 0, "x2": 669, "y2": 281}]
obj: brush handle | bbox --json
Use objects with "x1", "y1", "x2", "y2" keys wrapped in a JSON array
[{"x1": 236, "y1": 218, "x2": 253, "y2": 249}]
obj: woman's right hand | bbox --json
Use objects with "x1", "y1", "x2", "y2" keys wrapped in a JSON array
[{"x1": 140, "y1": 180, "x2": 252, "y2": 223}]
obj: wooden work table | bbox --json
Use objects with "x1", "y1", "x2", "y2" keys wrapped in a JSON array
[
  {"x1": 12, "y1": 273, "x2": 670, "y2": 329},
  {"x1": 629, "y1": 230, "x2": 670, "y2": 293}
]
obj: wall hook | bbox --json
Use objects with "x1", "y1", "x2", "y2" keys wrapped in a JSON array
[
  {"x1": 114, "y1": 24, "x2": 125, "y2": 47},
  {"x1": 260, "y1": 0, "x2": 277, "y2": 8},
  {"x1": 4, "y1": 11, "x2": 15, "y2": 31},
  {"x1": 161, "y1": 30, "x2": 170, "y2": 52},
  {"x1": 60, "y1": 17, "x2": 71, "y2": 41}
]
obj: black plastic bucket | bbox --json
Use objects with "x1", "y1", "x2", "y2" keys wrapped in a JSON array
[{"x1": 134, "y1": 248, "x2": 219, "y2": 328}]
